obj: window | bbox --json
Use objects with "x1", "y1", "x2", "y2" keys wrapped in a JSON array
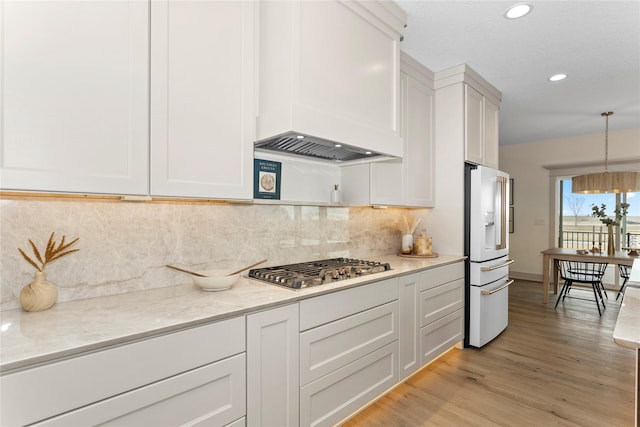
[{"x1": 559, "y1": 179, "x2": 637, "y2": 251}]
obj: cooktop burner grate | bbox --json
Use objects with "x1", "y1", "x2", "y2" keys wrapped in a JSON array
[{"x1": 248, "y1": 257, "x2": 391, "y2": 289}]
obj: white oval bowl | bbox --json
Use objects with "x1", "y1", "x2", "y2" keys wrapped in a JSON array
[{"x1": 193, "y1": 269, "x2": 240, "y2": 292}]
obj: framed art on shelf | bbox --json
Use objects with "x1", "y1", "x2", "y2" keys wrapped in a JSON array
[{"x1": 254, "y1": 158, "x2": 281, "y2": 200}]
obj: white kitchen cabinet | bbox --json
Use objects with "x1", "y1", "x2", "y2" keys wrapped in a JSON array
[
  {"x1": 298, "y1": 278, "x2": 399, "y2": 426},
  {"x1": 300, "y1": 301, "x2": 398, "y2": 386},
  {"x1": 256, "y1": 0, "x2": 406, "y2": 158},
  {"x1": 0, "y1": 0, "x2": 149, "y2": 195},
  {"x1": 398, "y1": 273, "x2": 421, "y2": 380},
  {"x1": 418, "y1": 262, "x2": 465, "y2": 365},
  {"x1": 398, "y1": 262, "x2": 464, "y2": 378},
  {"x1": 247, "y1": 303, "x2": 299, "y2": 427},
  {"x1": 149, "y1": 0, "x2": 255, "y2": 200},
  {"x1": 32, "y1": 354, "x2": 246, "y2": 427},
  {"x1": 341, "y1": 52, "x2": 435, "y2": 207},
  {"x1": 465, "y1": 85, "x2": 500, "y2": 169},
  {"x1": 435, "y1": 64, "x2": 501, "y2": 170},
  {"x1": 300, "y1": 342, "x2": 398, "y2": 427},
  {"x1": 0, "y1": 317, "x2": 246, "y2": 426}
]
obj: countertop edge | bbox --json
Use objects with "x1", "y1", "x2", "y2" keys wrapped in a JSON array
[
  {"x1": 1, "y1": 254, "x2": 466, "y2": 373},
  {"x1": 613, "y1": 285, "x2": 640, "y2": 350}
]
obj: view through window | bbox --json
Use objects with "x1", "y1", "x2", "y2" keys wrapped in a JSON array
[{"x1": 560, "y1": 179, "x2": 638, "y2": 251}]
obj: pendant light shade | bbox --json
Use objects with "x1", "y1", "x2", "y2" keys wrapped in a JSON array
[
  {"x1": 572, "y1": 112, "x2": 640, "y2": 194},
  {"x1": 572, "y1": 171, "x2": 640, "y2": 194}
]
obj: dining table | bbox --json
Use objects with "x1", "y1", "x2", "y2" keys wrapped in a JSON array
[{"x1": 540, "y1": 247, "x2": 636, "y2": 304}]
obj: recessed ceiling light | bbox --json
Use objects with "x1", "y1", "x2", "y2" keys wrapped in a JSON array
[
  {"x1": 548, "y1": 73, "x2": 568, "y2": 82},
  {"x1": 296, "y1": 135, "x2": 304, "y2": 139},
  {"x1": 365, "y1": 151, "x2": 372, "y2": 155},
  {"x1": 504, "y1": 3, "x2": 532, "y2": 19},
  {"x1": 334, "y1": 143, "x2": 342, "y2": 148}
]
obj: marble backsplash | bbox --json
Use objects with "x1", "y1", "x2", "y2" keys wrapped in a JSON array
[{"x1": 0, "y1": 197, "x2": 428, "y2": 311}]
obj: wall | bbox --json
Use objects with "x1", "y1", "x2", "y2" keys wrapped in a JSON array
[
  {"x1": 0, "y1": 197, "x2": 428, "y2": 311},
  {"x1": 500, "y1": 127, "x2": 640, "y2": 280}
]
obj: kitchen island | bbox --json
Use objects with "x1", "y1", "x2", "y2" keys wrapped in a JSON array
[
  {"x1": 614, "y1": 282, "x2": 640, "y2": 427},
  {"x1": 1, "y1": 254, "x2": 465, "y2": 427}
]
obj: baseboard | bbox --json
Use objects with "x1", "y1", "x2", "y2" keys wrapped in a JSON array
[{"x1": 509, "y1": 271, "x2": 541, "y2": 282}]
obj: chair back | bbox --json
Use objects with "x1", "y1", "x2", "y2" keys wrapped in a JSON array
[
  {"x1": 618, "y1": 264, "x2": 630, "y2": 279},
  {"x1": 555, "y1": 260, "x2": 608, "y2": 284}
]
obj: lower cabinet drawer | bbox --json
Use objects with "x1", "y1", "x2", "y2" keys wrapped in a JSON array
[
  {"x1": 420, "y1": 309, "x2": 463, "y2": 365},
  {"x1": 300, "y1": 301, "x2": 398, "y2": 386},
  {"x1": 1, "y1": 316, "x2": 246, "y2": 426},
  {"x1": 33, "y1": 353, "x2": 247, "y2": 427},
  {"x1": 300, "y1": 342, "x2": 398, "y2": 427},
  {"x1": 419, "y1": 278, "x2": 463, "y2": 327}
]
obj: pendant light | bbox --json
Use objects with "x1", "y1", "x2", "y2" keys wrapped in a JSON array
[{"x1": 572, "y1": 112, "x2": 640, "y2": 194}]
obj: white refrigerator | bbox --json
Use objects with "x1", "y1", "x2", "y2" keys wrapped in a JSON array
[{"x1": 465, "y1": 164, "x2": 514, "y2": 348}]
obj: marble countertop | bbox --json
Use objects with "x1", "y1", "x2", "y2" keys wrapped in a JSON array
[
  {"x1": 613, "y1": 284, "x2": 640, "y2": 350},
  {"x1": 0, "y1": 254, "x2": 464, "y2": 373}
]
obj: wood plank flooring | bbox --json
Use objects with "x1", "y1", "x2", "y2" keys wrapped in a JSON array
[{"x1": 342, "y1": 280, "x2": 635, "y2": 427}]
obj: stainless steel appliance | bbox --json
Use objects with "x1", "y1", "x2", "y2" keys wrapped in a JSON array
[
  {"x1": 248, "y1": 258, "x2": 391, "y2": 289},
  {"x1": 465, "y1": 164, "x2": 514, "y2": 348}
]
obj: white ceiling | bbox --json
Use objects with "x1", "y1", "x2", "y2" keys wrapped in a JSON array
[{"x1": 395, "y1": 0, "x2": 640, "y2": 146}]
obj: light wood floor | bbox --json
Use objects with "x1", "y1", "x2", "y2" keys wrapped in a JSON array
[{"x1": 342, "y1": 280, "x2": 635, "y2": 427}]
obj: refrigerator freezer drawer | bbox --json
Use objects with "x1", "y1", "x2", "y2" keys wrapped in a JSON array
[
  {"x1": 470, "y1": 257, "x2": 513, "y2": 286},
  {"x1": 468, "y1": 278, "x2": 511, "y2": 347}
]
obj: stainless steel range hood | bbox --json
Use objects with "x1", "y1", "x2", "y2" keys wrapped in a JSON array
[{"x1": 254, "y1": 132, "x2": 398, "y2": 164}]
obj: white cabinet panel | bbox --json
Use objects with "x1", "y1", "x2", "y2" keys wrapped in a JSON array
[
  {"x1": 1, "y1": 0, "x2": 149, "y2": 195},
  {"x1": 435, "y1": 65, "x2": 501, "y2": 170},
  {"x1": 398, "y1": 273, "x2": 420, "y2": 380},
  {"x1": 419, "y1": 278, "x2": 464, "y2": 327},
  {"x1": 418, "y1": 262, "x2": 465, "y2": 292},
  {"x1": 0, "y1": 317, "x2": 245, "y2": 426},
  {"x1": 403, "y1": 62, "x2": 435, "y2": 207},
  {"x1": 34, "y1": 354, "x2": 246, "y2": 427},
  {"x1": 420, "y1": 309, "x2": 463, "y2": 365},
  {"x1": 150, "y1": 0, "x2": 255, "y2": 199},
  {"x1": 299, "y1": 278, "x2": 398, "y2": 331},
  {"x1": 300, "y1": 301, "x2": 398, "y2": 386},
  {"x1": 484, "y1": 99, "x2": 500, "y2": 169},
  {"x1": 247, "y1": 304, "x2": 299, "y2": 427},
  {"x1": 300, "y1": 342, "x2": 398, "y2": 427},
  {"x1": 465, "y1": 85, "x2": 485, "y2": 166}
]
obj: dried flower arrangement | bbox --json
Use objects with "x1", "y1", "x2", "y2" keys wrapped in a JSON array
[{"x1": 18, "y1": 232, "x2": 80, "y2": 272}]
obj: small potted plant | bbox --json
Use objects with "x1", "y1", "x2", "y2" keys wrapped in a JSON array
[
  {"x1": 18, "y1": 232, "x2": 79, "y2": 312},
  {"x1": 591, "y1": 202, "x2": 629, "y2": 256}
]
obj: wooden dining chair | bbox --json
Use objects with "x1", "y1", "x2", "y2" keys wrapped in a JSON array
[
  {"x1": 617, "y1": 264, "x2": 630, "y2": 301},
  {"x1": 554, "y1": 260, "x2": 609, "y2": 315}
]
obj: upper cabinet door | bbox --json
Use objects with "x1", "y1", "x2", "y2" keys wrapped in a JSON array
[
  {"x1": 149, "y1": 0, "x2": 255, "y2": 200},
  {"x1": 0, "y1": 0, "x2": 149, "y2": 195},
  {"x1": 483, "y1": 99, "x2": 500, "y2": 169},
  {"x1": 403, "y1": 63, "x2": 435, "y2": 207},
  {"x1": 464, "y1": 85, "x2": 485, "y2": 166}
]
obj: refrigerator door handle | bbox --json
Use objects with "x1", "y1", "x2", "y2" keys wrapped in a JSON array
[
  {"x1": 481, "y1": 279, "x2": 514, "y2": 295},
  {"x1": 496, "y1": 176, "x2": 508, "y2": 250},
  {"x1": 481, "y1": 259, "x2": 514, "y2": 271}
]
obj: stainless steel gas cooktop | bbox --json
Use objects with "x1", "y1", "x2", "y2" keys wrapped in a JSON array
[{"x1": 248, "y1": 257, "x2": 391, "y2": 289}]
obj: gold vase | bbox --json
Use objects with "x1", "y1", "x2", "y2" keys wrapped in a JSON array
[
  {"x1": 19, "y1": 271, "x2": 58, "y2": 312},
  {"x1": 607, "y1": 224, "x2": 615, "y2": 256}
]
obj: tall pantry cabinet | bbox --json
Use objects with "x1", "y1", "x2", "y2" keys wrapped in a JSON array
[{"x1": 1, "y1": 0, "x2": 255, "y2": 200}]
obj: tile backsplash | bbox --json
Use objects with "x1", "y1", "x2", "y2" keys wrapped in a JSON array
[{"x1": 1, "y1": 198, "x2": 427, "y2": 311}]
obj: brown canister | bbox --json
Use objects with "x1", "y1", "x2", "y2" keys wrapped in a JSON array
[{"x1": 414, "y1": 235, "x2": 433, "y2": 256}]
